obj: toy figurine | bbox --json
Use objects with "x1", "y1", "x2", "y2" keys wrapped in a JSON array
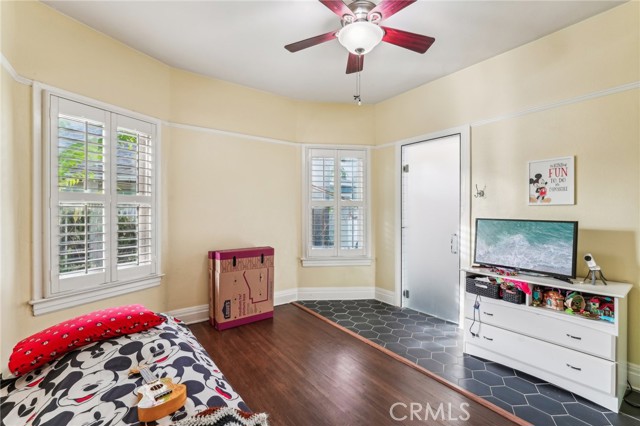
[
  {"x1": 543, "y1": 289, "x2": 565, "y2": 311},
  {"x1": 532, "y1": 286, "x2": 543, "y2": 307},
  {"x1": 600, "y1": 314, "x2": 615, "y2": 323},
  {"x1": 600, "y1": 302, "x2": 615, "y2": 322},
  {"x1": 564, "y1": 292, "x2": 586, "y2": 313},
  {"x1": 583, "y1": 296, "x2": 615, "y2": 322}
]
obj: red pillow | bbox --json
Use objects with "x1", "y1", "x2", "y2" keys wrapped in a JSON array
[{"x1": 8, "y1": 304, "x2": 165, "y2": 376}]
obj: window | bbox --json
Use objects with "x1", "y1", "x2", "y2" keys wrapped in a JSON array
[
  {"x1": 302, "y1": 147, "x2": 370, "y2": 266},
  {"x1": 31, "y1": 89, "x2": 161, "y2": 315}
]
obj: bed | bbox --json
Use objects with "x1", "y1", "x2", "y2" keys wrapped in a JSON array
[{"x1": 1, "y1": 312, "x2": 250, "y2": 425}]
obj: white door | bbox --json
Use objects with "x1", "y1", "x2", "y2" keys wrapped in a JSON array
[{"x1": 401, "y1": 135, "x2": 461, "y2": 323}]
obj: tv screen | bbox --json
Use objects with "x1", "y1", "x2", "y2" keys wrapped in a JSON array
[{"x1": 474, "y1": 218, "x2": 578, "y2": 278}]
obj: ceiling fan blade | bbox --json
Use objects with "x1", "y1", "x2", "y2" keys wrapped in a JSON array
[
  {"x1": 346, "y1": 53, "x2": 364, "y2": 74},
  {"x1": 369, "y1": 0, "x2": 416, "y2": 20},
  {"x1": 381, "y1": 26, "x2": 435, "y2": 54},
  {"x1": 285, "y1": 30, "x2": 338, "y2": 52},
  {"x1": 319, "y1": 0, "x2": 354, "y2": 18}
]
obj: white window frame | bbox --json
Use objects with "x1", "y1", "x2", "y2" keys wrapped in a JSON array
[
  {"x1": 30, "y1": 83, "x2": 163, "y2": 315},
  {"x1": 301, "y1": 145, "x2": 372, "y2": 267}
]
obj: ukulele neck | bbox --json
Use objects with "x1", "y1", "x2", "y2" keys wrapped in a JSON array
[{"x1": 140, "y1": 367, "x2": 159, "y2": 384}]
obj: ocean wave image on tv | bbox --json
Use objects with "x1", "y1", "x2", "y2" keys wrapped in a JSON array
[{"x1": 475, "y1": 220, "x2": 576, "y2": 277}]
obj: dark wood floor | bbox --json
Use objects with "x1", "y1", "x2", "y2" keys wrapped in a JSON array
[{"x1": 190, "y1": 304, "x2": 518, "y2": 426}]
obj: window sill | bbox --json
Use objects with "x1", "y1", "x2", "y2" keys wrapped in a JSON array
[
  {"x1": 29, "y1": 275, "x2": 163, "y2": 316},
  {"x1": 301, "y1": 258, "x2": 373, "y2": 267}
]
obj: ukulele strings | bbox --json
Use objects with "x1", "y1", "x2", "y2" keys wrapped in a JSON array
[{"x1": 141, "y1": 367, "x2": 158, "y2": 384}]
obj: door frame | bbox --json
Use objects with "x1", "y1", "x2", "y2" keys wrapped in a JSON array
[{"x1": 394, "y1": 125, "x2": 471, "y2": 325}]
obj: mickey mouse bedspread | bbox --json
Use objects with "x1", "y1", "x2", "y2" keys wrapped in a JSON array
[{"x1": 0, "y1": 315, "x2": 249, "y2": 425}]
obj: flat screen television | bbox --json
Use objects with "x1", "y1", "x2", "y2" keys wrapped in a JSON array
[{"x1": 474, "y1": 218, "x2": 578, "y2": 279}]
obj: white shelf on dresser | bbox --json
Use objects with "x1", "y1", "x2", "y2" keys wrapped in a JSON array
[{"x1": 462, "y1": 266, "x2": 633, "y2": 412}]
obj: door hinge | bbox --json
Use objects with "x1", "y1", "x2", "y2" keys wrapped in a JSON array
[
  {"x1": 402, "y1": 164, "x2": 409, "y2": 173},
  {"x1": 450, "y1": 233, "x2": 459, "y2": 255},
  {"x1": 402, "y1": 289, "x2": 410, "y2": 298}
]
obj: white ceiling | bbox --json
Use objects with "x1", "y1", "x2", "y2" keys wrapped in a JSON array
[{"x1": 43, "y1": 0, "x2": 624, "y2": 104}]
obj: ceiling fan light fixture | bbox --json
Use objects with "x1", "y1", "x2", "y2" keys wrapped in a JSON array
[{"x1": 338, "y1": 21, "x2": 384, "y2": 55}]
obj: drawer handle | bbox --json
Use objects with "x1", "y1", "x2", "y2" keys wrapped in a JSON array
[
  {"x1": 566, "y1": 334, "x2": 582, "y2": 340},
  {"x1": 475, "y1": 283, "x2": 488, "y2": 289},
  {"x1": 483, "y1": 312, "x2": 494, "y2": 316},
  {"x1": 566, "y1": 363, "x2": 582, "y2": 371},
  {"x1": 483, "y1": 336, "x2": 494, "y2": 341}
]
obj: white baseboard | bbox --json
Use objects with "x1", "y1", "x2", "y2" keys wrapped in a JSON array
[
  {"x1": 274, "y1": 288, "x2": 298, "y2": 306},
  {"x1": 375, "y1": 287, "x2": 395, "y2": 305},
  {"x1": 167, "y1": 286, "x2": 399, "y2": 324},
  {"x1": 297, "y1": 286, "x2": 375, "y2": 301},
  {"x1": 167, "y1": 289, "x2": 305, "y2": 324},
  {"x1": 629, "y1": 362, "x2": 640, "y2": 390},
  {"x1": 167, "y1": 304, "x2": 209, "y2": 324}
]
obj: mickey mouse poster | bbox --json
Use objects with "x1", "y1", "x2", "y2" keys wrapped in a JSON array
[{"x1": 528, "y1": 156, "x2": 575, "y2": 205}]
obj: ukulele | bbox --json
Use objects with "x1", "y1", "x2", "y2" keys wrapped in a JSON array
[{"x1": 130, "y1": 365, "x2": 187, "y2": 422}]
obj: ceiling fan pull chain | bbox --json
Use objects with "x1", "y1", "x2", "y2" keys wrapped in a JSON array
[{"x1": 354, "y1": 56, "x2": 362, "y2": 106}]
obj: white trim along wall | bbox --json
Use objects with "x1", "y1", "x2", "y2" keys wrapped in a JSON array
[
  {"x1": 166, "y1": 287, "x2": 394, "y2": 324},
  {"x1": 3, "y1": 53, "x2": 638, "y2": 152}
]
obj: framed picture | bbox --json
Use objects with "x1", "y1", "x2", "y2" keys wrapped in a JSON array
[{"x1": 528, "y1": 156, "x2": 575, "y2": 205}]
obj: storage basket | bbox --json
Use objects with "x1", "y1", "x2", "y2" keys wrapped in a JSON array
[
  {"x1": 502, "y1": 287, "x2": 525, "y2": 304},
  {"x1": 465, "y1": 276, "x2": 501, "y2": 299}
]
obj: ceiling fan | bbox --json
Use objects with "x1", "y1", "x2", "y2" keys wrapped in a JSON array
[{"x1": 285, "y1": 0, "x2": 435, "y2": 74}]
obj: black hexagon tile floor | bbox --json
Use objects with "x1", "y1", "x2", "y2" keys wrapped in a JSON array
[{"x1": 298, "y1": 299, "x2": 640, "y2": 426}]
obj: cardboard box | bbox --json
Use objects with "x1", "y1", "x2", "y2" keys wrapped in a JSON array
[{"x1": 208, "y1": 247, "x2": 274, "y2": 330}]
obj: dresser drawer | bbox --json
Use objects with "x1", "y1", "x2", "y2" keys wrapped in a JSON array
[
  {"x1": 464, "y1": 319, "x2": 616, "y2": 395},
  {"x1": 465, "y1": 295, "x2": 615, "y2": 360}
]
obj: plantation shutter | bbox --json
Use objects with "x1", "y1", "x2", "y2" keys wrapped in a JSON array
[
  {"x1": 309, "y1": 149, "x2": 336, "y2": 257},
  {"x1": 308, "y1": 148, "x2": 367, "y2": 258},
  {"x1": 51, "y1": 97, "x2": 109, "y2": 293},
  {"x1": 338, "y1": 150, "x2": 366, "y2": 256},
  {"x1": 113, "y1": 115, "x2": 156, "y2": 281},
  {"x1": 49, "y1": 96, "x2": 157, "y2": 295}
]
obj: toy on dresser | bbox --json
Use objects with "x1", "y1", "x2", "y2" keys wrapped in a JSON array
[
  {"x1": 543, "y1": 289, "x2": 565, "y2": 310},
  {"x1": 586, "y1": 296, "x2": 615, "y2": 322},
  {"x1": 538, "y1": 288, "x2": 616, "y2": 322},
  {"x1": 562, "y1": 292, "x2": 615, "y2": 322},
  {"x1": 531, "y1": 286, "x2": 544, "y2": 307},
  {"x1": 564, "y1": 292, "x2": 586, "y2": 312}
]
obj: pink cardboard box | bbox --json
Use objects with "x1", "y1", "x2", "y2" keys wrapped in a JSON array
[{"x1": 208, "y1": 247, "x2": 274, "y2": 330}]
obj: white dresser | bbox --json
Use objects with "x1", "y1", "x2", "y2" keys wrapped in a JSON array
[{"x1": 462, "y1": 267, "x2": 633, "y2": 412}]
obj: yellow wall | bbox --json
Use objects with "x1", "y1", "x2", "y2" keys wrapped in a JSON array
[
  {"x1": 373, "y1": 2, "x2": 639, "y2": 145},
  {"x1": 1, "y1": 0, "x2": 639, "y2": 369},
  {"x1": 373, "y1": 3, "x2": 640, "y2": 362},
  {"x1": 0, "y1": 64, "x2": 169, "y2": 371},
  {"x1": 0, "y1": 0, "x2": 376, "y2": 368},
  {"x1": 169, "y1": 68, "x2": 296, "y2": 142},
  {"x1": 0, "y1": 0, "x2": 172, "y2": 370},
  {"x1": 0, "y1": 0, "x2": 172, "y2": 120},
  {"x1": 164, "y1": 126, "x2": 301, "y2": 308},
  {"x1": 0, "y1": 65, "x2": 23, "y2": 369},
  {"x1": 167, "y1": 67, "x2": 377, "y2": 302},
  {"x1": 372, "y1": 146, "x2": 396, "y2": 291}
]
